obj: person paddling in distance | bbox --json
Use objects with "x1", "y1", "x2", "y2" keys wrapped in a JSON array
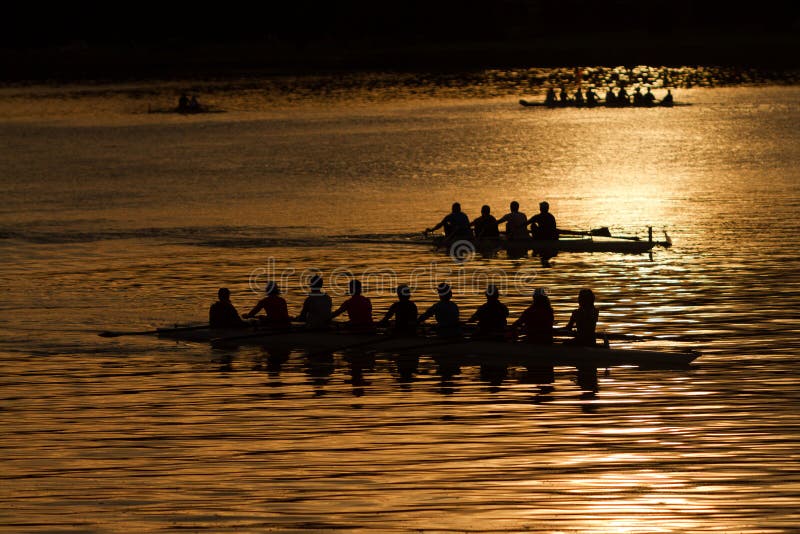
[
  {"x1": 564, "y1": 288, "x2": 599, "y2": 346},
  {"x1": 586, "y1": 87, "x2": 599, "y2": 107},
  {"x1": 425, "y1": 202, "x2": 473, "y2": 243},
  {"x1": 467, "y1": 284, "x2": 509, "y2": 339},
  {"x1": 379, "y1": 284, "x2": 419, "y2": 336},
  {"x1": 528, "y1": 201, "x2": 558, "y2": 241},
  {"x1": 661, "y1": 89, "x2": 674, "y2": 107},
  {"x1": 544, "y1": 87, "x2": 557, "y2": 107},
  {"x1": 295, "y1": 274, "x2": 333, "y2": 330},
  {"x1": 643, "y1": 87, "x2": 656, "y2": 106},
  {"x1": 331, "y1": 279, "x2": 375, "y2": 333},
  {"x1": 418, "y1": 283, "x2": 462, "y2": 338},
  {"x1": 496, "y1": 201, "x2": 529, "y2": 241},
  {"x1": 209, "y1": 287, "x2": 250, "y2": 329},
  {"x1": 242, "y1": 281, "x2": 291, "y2": 329},
  {"x1": 511, "y1": 288, "x2": 554, "y2": 344}
]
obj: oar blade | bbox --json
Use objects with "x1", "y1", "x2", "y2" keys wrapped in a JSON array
[{"x1": 589, "y1": 226, "x2": 612, "y2": 237}]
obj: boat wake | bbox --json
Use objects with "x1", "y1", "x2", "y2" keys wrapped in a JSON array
[{"x1": 0, "y1": 225, "x2": 429, "y2": 249}]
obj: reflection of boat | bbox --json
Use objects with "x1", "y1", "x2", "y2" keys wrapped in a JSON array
[
  {"x1": 432, "y1": 229, "x2": 672, "y2": 256},
  {"x1": 157, "y1": 327, "x2": 699, "y2": 368},
  {"x1": 519, "y1": 99, "x2": 686, "y2": 108}
]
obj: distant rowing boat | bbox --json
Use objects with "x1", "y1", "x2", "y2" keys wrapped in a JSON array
[
  {"x1": 156, "y1": 327, "x2": 699, "y2": 368},
  {"x1": 519, "y1": 99, "x2": 687, "y2": 108},
  {"x1": 146, "y1": 105, "x2": 225, "y2": 115}
]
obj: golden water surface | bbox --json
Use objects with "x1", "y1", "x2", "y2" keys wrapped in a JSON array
[{"x1": 0, "y1": 77, "x2": 799, "y2": 532}]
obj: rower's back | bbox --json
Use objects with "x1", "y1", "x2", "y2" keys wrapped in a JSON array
[
  {"x1": 567, "y1": 288, "x2": 599, "y2": 346},
  {"x1": 530, "y1": 201, "x2": 558, "y2": 241},
  {"x1": 473, "y1": 297, "x2": 509, "y2": 338},
  {"x1": 500, "y1": 201, "x2": 528, "y2": 240},
  {"x1": 209, "y1": 288, "x2": 248, "y2": 329},
  {"x1": 299, "y1": 275, "x2": 333, "y2": 329},
  {"x1": 420, "y1": 283, "x2": 461, "y2": 338}
]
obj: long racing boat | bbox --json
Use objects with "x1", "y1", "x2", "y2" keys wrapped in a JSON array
[
  {"x1": 432, "y1": 229, "x2": 671, "y2": 257},
  {"x1": 155, "y1": 326, "x2": 699, "y2": 368}
]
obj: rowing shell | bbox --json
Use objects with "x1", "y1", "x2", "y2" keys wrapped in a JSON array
[
  {"x1": 157, "y1": 327, "x2": 699, "y2": 368},
  {"x1": 433, "y1": 236, "x2": 665, "y2": 255}
]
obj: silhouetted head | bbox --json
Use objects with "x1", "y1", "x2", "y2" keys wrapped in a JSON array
[
  {"x1": 510, "y1": 201, "x2": 519, "y2": 212},
  {"x1": 539, "y1": 201, "x2": 549, "y2": 213},
  {"x1": 396, "y1": 284, "x2": 412, "y2": 300},
  {"x1": 578, "y1": 288, "x2": 595, "y2": 308},
  {"x1": 265, "y1": 281, "x2": 280, "y2": 296},
  {"x1": 218, "y1": 287, "x2": 231, "y2": 301},
  {"x1": 485, "y1": 284, "x2": 500, "y2": 300},
  {"x1": 309, "y1": 274, "x2": 323, "y2": 290},
  {"x1": 437, "y1": 282, "x2": 452, "y2": 301},
  {"x1": 481, "y1": 205, "x2": 490, "y2": 216},
  {"x1": 348, "y1": 279, "x2": 363, "y2": 295},
  {"x1": 451, "y1": 202, "x2": 461, "y2": 213},
  {"x1": 533, "y1": 288, "x2": 551, "y2": 309}
]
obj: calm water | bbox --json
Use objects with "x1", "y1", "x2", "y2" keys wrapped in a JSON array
[{"x1": 1, "y1": 77, "x2": 800, "y2": 533}]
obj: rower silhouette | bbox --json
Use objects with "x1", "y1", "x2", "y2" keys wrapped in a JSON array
[
  {"x1": 296, "y1": 274, "x2": 333, "y2": 330},
  {"x1": 418, "y1": 282, "x2": 462, "y2": 338},
  {"x1": 544, "y1": 87, "x2": 557, "y2": 107},
  {"x1": 497, "y1": 200, "x2": 529, "y2": 258},
  {"x1": 425, "y1": 202, "x2": 473, "y2": 243},
  {"x1": 564, "y1": 288, "x2": 599, "y2": 346},
  {"x1": 209, "y1": 288, "x2": 249, "y2": 328},
  {"x1": 605, "y1": 87, "x2": 616, "y2": 106},
  {"x1": 644, "y1": 87, "x2": 656, "y2": 106},
  {"x1": 468, "y1": 284, "x2": 509, "y2": 339},
  {"x1": 586, "y1": 87, "x2": 599, "y2": 107},
  {"x1": 471, "y1": 204, "x2": 500, "y2": 240},
  {"x1": 512, "y1": 288, "x2": 554, "y2": 344},
  {"x1": 331, "y1": 279, "x2": 375, "y2": 333},
  {"x1": 242, "y1": 281, "x2": 290, "y2": 329},
  {"x1": 661, "y1": 89, "x2": 674, "y2": 107},
  {"x1": 528, "y1": 201, "x2": 558, "y2": 241},
  {"x1": 497, "y1": 201, "x2": 528, "y2": 240},
  {"x1": 379, "y1": 284, "x2": 418, "y2": 336}
]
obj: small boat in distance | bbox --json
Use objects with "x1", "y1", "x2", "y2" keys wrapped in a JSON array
[
  {"x1": 147, "y1": 104, "x2": 225, "y2": 115},
  {"x1": 520, "y1": 88, "x2": 682, "y2": 108},
  {"x1": 147, "y1": 94, "x2": 225, "y2": 115},
  {"x1": 519, "y1": 98, "x2": 686, "y2": 108}
]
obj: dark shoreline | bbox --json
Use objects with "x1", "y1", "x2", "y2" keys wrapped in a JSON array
[{"x1": 2, "y1": 31, "x2": 799, "y2": 85}]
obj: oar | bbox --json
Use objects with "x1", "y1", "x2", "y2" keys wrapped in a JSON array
[
  {"x1": 560, "y1": 226, "x2": 666, "y2": 244},
  {"x1": 99, "y1": 324, "x2": 208, "y2": 338},
  {"x1": 604, "y1": 228, "x2": 672, "y2": 247},
  {"x1": 558, "y1": 227, "x2": 612, "y2": 238},
  {"x1": 552, "y1": 327, "x2": 659, "y2": 343}
]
